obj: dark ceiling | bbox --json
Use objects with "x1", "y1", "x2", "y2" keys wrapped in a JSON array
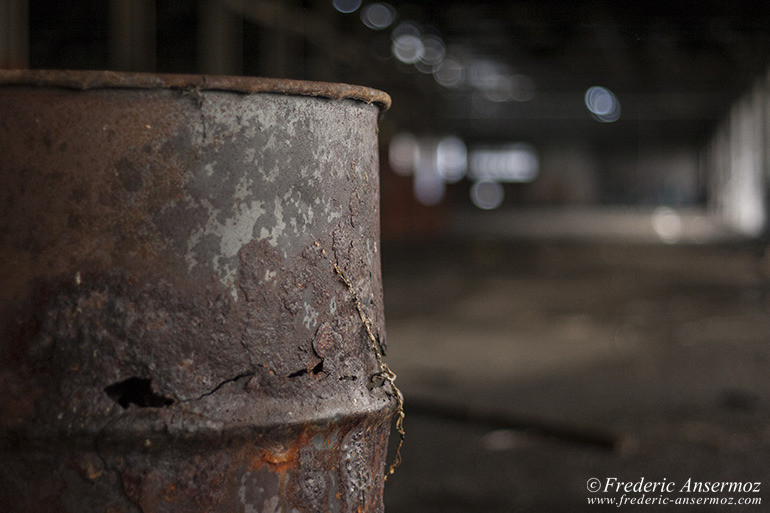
[
  {"x1": 377, "y1": 1, "x2": 770, "y2": 144},
  {"x1": 25, "y1": 1, "x2": 770, "y2": 145}
]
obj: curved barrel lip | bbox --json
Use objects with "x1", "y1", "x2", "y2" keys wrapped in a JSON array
[
  {"x1": 0, "y1": 396, "x2": 398, "y2": 448},
  {"x1": 0, "y1": 69, "x2": 392, "y2": 110}
]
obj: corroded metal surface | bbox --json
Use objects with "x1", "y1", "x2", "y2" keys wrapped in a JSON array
[
  {"x1": 0, "y1": 70, "x2": 394, "y2": 512},
  {"x1": 0, "y1": 69, "x2": 392, "y2": 109}
]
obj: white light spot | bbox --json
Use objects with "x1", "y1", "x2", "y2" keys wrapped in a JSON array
[
  {"x1": 420, "y1": 35, "x2": 445, "y2": 66},
  {"x1": 391, "y1": 21, "x2": 420, "y2": 39},
  {"x1": 415, "y1": 61, "x2": 436, "y2": 74},
  {"x1": 470, "y1": 180, "x2": 504, "y2": 210},
  {"x1": 652, "y1": 207, "x2": 683, "y2": 243},
  {"x1": 467, "y1": 59, "x2": 505, "y2": 91},
  {"x1": 584, "y1": 86, "x2": 621, "y2": 122},
  {"x1": 415, "y1": 139, "x2": 440, "y2": 179},
  {"x1": 389, "y1": 133, "x2": 419, "y2": 175},
  {"x1": 483, "y1": 75, "x2": 515, "y2": 102},
  {"x1": 332, "y1": 0, "x2": 361, "y2": 14},
  {"x1": 433, "y1": 58, "x2": 464, "y2": 88},
  {"x1": 436, "y1": 136, "x2": 467, "y2": 183},
  {"x1": 468, "y1": 144, "x2": 539, "y2": 182},
  {"x1": 361, "y1": 2, "x2": 396, "y2": 30},
  {"x1": 414, "y1": 176, "x2": 445, "y2": 206},
  {"x1": 392, "y1": 34, "x2": 424, "y2": 64}
]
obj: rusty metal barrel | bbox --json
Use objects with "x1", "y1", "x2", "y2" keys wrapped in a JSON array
[{"x1": 0, "y1": 70, "x2": 395, "y2": 513}]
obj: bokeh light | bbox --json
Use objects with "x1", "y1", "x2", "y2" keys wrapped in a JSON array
[
  {"x1": 332, "y1": 0, "x2": 362, "y2": 14},
  {"x1": 436, "y1": 136, "x2": 467, "y2": 183},
  {"x1": 469, "y1": 144, "x2": 539, "y2": 182},
  {"x1": 389, "y1": 133, "x2": 419, "y2": 175},
  {"x1": 392, "y1": 20, "x2": 421, "y2": 39},
  {"x1": 470, "y1": 180, "x2": 505, "y2": 210},
  {"x1": 360, "y1": 2, "x2": 396, "y2": 30},
  {"x1": 467, "y1": 59, "x2": 504, "y2": 91},
  {"x1": 420, "y1": 35, "x2": 446, "y2": 66},
  {"x1": 652, "y1": 207, "x2": 683, "y2": 243},
  {"x1": 414, "y1": 175, "x2": 446, "y2": 206},
  {"x1": 414, "y1": 138, "x2": 445, "y2": 206},
  {"x1": 433, "y1": 58, "x2": 464, "y2": 88},
  {"x1": 392, "y1": 34, "x2": 424, "y2": 64},
  {"x1": 584, "y1": 86, "x2": 621, "y2": 122}
]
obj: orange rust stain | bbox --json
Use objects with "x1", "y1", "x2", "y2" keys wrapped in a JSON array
[
  {"x1": 161, "y1": 480, "x2": 179, "y2": 504},
  {"x1": 248, "y1": 429, "x2": 317, "y2": 474},
  {"x1": 85, "y1": 459, "x2": 102, "y2": 480},
  {"x1": 250, "y1": 445, "x2": 299, "y2": 474},
  {"x1": 164, "y1": 490, "x2": 178, "y2": 502}
]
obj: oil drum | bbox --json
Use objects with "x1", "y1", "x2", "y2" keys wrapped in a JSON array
[{"x1": 0, "y1": 70, "x2": 396, "y2": 513}]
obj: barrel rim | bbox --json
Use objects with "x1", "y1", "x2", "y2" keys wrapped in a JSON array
[{"x1": 0, "y1": 69, "x2": 392, "y2": 110}]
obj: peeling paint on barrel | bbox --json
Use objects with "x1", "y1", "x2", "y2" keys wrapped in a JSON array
[{"x1": 0, "y1": 70, "x2": 394, "y2": 512}]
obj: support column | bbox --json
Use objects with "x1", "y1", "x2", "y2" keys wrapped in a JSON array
[
  {"x1": 0, "y1": 0, "x2": 28, "y2": 69},
  {"x1": 706, "y1": 73, "x2": 768, "y2": 237},
  {"x1": 109, "y1": 0, "x2": 156, "y2": 72},
  {"x1": 197, "y1": 0, "x2": 243, "y2": 75}
]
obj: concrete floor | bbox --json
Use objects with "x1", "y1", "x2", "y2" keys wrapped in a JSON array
[{"x1": 380, "y1": 240, "x2": 770, "y2": 512}]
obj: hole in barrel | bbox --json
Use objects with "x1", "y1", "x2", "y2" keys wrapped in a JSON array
[
  {"x1": 287, "y1": 360, "x2": 325, "y2": 378},
  {"x1": 104, "y1": 377, "x2": 174, "y2": 409}
]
